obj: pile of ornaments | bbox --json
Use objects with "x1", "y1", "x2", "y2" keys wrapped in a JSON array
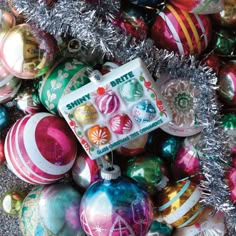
[{"x1": 0, "y1": 0, "x2": 235, "y2": 235}]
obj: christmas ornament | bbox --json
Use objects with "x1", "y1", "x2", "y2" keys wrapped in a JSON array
[
  {"x1": 0, "y1": 104, "x2": 8, "y2": 129},
  {"x1": 0, "y1": 138, "x2": 5, "y2": 165},
  {"x1": 125, "y1": 153, "x2": 168, "y2": 195},
  {"x1": 100, "y1": 61, "x2": 119, "y2": 75},
  {"x1": 87, "y1": 125, "x2": 111, "y2": 146},
  {"x1": 0, "y1": 9, "x2": 15, "y2": 44},
  {"x1": 158, "y1": 76, "x2": 201, "y2": 137},
  {"x1": 20, "y1": 183, "x2": 85, "y2": 236},
  {"x1": 169, "y1": 0, "x2": 224, "y2": 14},
  {"x1": 0, "y1": 62, "x2": 21, "y2": 103},
  {"x1": 201, "y1": 54, "x2": 221, "y2": 75},
  {"x1": 211, "y1": 0, "x2": 236, "y2": 29},
  {"x1": 109, "y1": 113, "x2": 133, "y2": 134},
  {"x1": 16, "y1": 86, "x2": 43, "y2": 114},
  {"x1": 227, "y1": 167, "x2": 236, "y2": 203},
  {"x1": 0, "y1": 24, "x2": 57, "y2": 79},
  {"x1": 127, "y1": 0, "x2": 166, "y2": 7},
  {"x1": 221, "y1": 113, "x2": 236, "y2": 154},
  {"x1": 79, "y1": 165, "x2": 153, "y2": 236},
  {"x1": 217, "y1": 63, "x2": 236, "y2": 106},
  {"x1": 116, "y1": 134, "x2": 149, "y2": 156},
  {"x1": 1, "y1": 190, "x2": 25, "y2": 215},
  {"x1": 72, "y1": 152, "x2": 101, "y2": 189},
  {"x1": 151, "y1": 4, "x2": 212, "y2": 56},
  {"x1": 158, "y1": 180, "x2": 203, "y2": 228},
  {"x1": 39, "y1": 58, "x2": 91, "y2": 115},
  {"x1": 4, "y1": 112, "x2": 78, "y2": 184},
  {"x1": 172, "y1": 134, "x2": 202, "y2": 182},
  {"x1": 173, "y1": 207, "x2": 226, "y2": 236},
  {"x1": 147, "y1": 217, "x2": 173, "y2": 236}
]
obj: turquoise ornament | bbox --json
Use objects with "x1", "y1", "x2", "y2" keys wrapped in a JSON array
[
  {"x1": 147, "y1": 219, "x2": 173, "y2": 236},
  {"x1": 0, "y1": 104, "x2": 8, "y2": 129}
]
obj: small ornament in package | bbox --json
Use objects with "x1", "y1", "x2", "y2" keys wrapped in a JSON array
[{"x1": 59, "y1": 58, "x2": 171, "y2": 159}]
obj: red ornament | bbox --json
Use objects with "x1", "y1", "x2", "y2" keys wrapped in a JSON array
[
  {"x1": 227, "y1": 167, "x2": 236, "y2": 202},
  {"x1": 109, "y1": 114, "x2": 133, "y2": 134},
  {"x1": 0, "y1": 138, "x2": 5, "y2": 165},
  {"x1": 201, "y1": 54, "x2": 221, "y2": 75},
  {"x1": 151, "y1": 4, "x2": 212, "y2": 56}
]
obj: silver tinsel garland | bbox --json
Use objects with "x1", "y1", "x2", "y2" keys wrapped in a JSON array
[{"x1": 1, "y1": 0, "x2": 235, "y2": 234}]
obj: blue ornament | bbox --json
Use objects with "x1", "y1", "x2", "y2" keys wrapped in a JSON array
[
  {"x1": 128, "y1": 0, "x2": 165, "y2": 7},
  {"x1": 0, "y1": 105, "x2": 8, "y2": 129}
]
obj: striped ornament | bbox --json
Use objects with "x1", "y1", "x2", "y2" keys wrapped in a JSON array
[
  {"x1": 4, "y1": 112, "x2": 78, "y2": 184},
  {"x1": 151, "y1": 4, "x2": 212, "y2": 56},
  {"x1": 109, "y1": 114, "x2": 133, "y2": 134},
  {"x1": 158, "y1": 180, "x2": 203, "y2": 228}
]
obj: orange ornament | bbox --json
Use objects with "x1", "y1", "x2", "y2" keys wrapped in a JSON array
[{"x1": 87, "y1": 125, "x2": 111, "y2": 146}]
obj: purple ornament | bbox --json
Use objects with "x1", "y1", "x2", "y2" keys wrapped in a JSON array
[{"x1": 80, "y1": 165, "x2": 153, "y2": 236}]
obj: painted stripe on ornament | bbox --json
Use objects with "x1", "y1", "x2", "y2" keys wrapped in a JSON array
[
  {"x1": 17, "y1": 115, "x2": 61, "y2": 183},
  {"x1": 167, "y1": 4, "x2": 194, "y2": 54},
  {"x1": 159, "y1": 180, "x2": 191, "y2": 211},
  {"x1": 177, "y1": 207, "x2": 203, "y2": 228},
  {"x1": 181, "y1": 10, "x2": 201, "y2": 54},
  {"x1": 158, "y1": 12, "x2": 184, "y2": 55},
  {"x1": 163, "y1": 186, "x2": 201, "y2": 224},
  {"x1": 23, "y1": 113, "x2": 75, "y2": 175},
  {"x1": 194, "y1": 15, "x2": 208, "y2": 47}
]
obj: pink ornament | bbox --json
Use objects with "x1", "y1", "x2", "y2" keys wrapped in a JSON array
[
  {"x1": 4, "y1": 112, "x2": 78, "y2": 184},
  {"x1": 0, "y1": 138, "x2": 5, "y2": 165},
  {"x1": 109, "y1": 114, "x2": 133, "y2": 134},
  {"x1": 227, "y1": 167, "x2": 236, "y2": 202},
  {"x1": 151, "y1": 4, "x2": 212, "y2": 56},
  {"x1": 95, "y1": 91, "x2": 120, "y2": 114}
]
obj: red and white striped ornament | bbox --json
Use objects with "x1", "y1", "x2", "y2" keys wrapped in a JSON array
[
  {"x1": 109, "y1": 114, "x2": 133, "y2": 134},
  {"x1": 151, "y1": 4, "x2": 212, "y2": 56},
  {"x1": 4, "y1": 112, "x2": 78, "y2": 184}
]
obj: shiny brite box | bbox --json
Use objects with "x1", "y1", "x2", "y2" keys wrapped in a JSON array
[{"x1": 59, "y1": 58, "x2": 172, "y2": 159}]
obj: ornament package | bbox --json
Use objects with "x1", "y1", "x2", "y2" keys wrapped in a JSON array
[{"x1": 59, "y1": 58, "x2": 171, "y2": 159}]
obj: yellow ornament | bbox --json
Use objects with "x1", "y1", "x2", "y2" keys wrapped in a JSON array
[
  {"x1": 158, "y1": 180, "x2": 203, "y2": 228},
  {"x1": 74, "y1": 102, "x2": 98, "y2": 125}
]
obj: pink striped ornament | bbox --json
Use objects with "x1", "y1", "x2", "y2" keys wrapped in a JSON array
[
  {"x1": 4, "y1": 112, "x2": 78, "y2": 184},
  {"x1": 109, "y1": 114, "x2": 133, "y2": 134}
]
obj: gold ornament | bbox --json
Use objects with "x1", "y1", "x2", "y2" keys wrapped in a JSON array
[{"x1": 158, "y1": 180, "x2": 203, "y2": 228}]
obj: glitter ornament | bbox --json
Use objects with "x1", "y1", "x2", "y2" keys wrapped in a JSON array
[
  {"x1": 0, "y1": 104, "x2": 8, "y2": 129},
  {"x1": 0, "y1": 138, "x2": 5, "y2": 165},
  {"x1": 217, "y1": 63, "x2": 236, "y2": 106},
  {"x1": 125, "y1": 153, "x2": 169, "y2": 195},
  {"x1": 119, "y1": 79, "x2": 144, "y2": 102},
  {"x1": 158, "y1": 180, "x2": 203, "y2": 228},
  {"x1": 20, "y1": 183, "x2": 85, "y2": 236},
  {"x1": 39, "y1": 58, "x2": 91, "y2": 115},
  {"x1": 74, "y1": 103, "x2": 98, "y2": 125},
  {"x1": 0, "y1": 24, "x2": 57, "y2": 79},
  {"x1": 109, "y1": 113, "x2": 133, "y2": 134},
  {"x1": 151, "y1": 4, "x2": 212, "y2": 56},
  {"x1": 16, "y1": 86, "x2": 43, "y2": 114},
  {"x1": 87, "y1": 125, "x2": 111, "y2": 146},
  {"x1": 72, "y1": 152, "x2": 100, "y2": 189},
  {"x1": 133, "y1": 99, "x2": 156, "y2": 123},
  {"x1": 4, "y1": 112, "x2": 78, "y2": 184},
  {"x1": 169, "y1": 0, "x2": 224, "y2": 14},
  {"x1": 1, "y1": 190, "x2": 25, "y2": 216},
  {"x1": 79, "y1": 165, "x2": 153, "y2": 236}
]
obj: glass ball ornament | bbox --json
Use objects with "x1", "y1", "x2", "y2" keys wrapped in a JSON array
[
  {"x1": 0, "y1": 104, "x2": 9, "y2": 129},
  {"x1": 1, "y1": 190, "x2": 25, "y2": 215},
  {"x1": 158, "y1": 180, "x2": 203, "y2": 228},
  {"x1": 20, "y1": 183, "x2": 85, "y2": 236},
  {"x1": 147, "y1": 217, "x2": 173, "y2": 236},
  {"x1": 0, "y1": 23, "x2": 57, "y2": 79},
  {"x1": 0, "y1": 138, "x2": 5, "y2": 165},
  {"x1": 151, "y1": 4, "x2": 212, "y2": 56},
  {"x1": 4, "y1": 112, "x2": 78, "y2": 184},
  {"x1": 200, "y1": 54, "x2": 221, "y2": 75},
  {"x1": 79, "y1": 165, "x2": 153, "y2": 236}
]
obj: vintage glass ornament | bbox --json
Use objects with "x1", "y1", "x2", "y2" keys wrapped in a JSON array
[
  {"x1": 201, "y1": 54, "x2": 221, "y2": 75},
  {"x1": 0, "y1": 62, "x2": 21, "y2": 103},
  {"x1": 0, "y1": 24, "x2": 57, "y2": 79},
  {"x1": 1, "y1": 190, "x2": 25, "y2": 215},
  {"x1": 227, "y1": 167, "x2": 236, "y2": 202},
  {"x1": 16, "y1": 86, "x2": 43, "y2": 114},
  {"x1": 158, "y1": 180, "x2": 203, "y2": 228},
  {"x1": 0, "y1": 104, "x2": 8, "y2": 129},
  {"x1": 151, "y1": 4, "x2": 212, "y2": 56},
  {"x1": 0, "y1": 138, "x2": 5, "y2": 165},
  {"x1": 217, "y1": 63, "x2": 236, "y2": 106},
  {"x1": 173, "y1": 207, "x2": 226, "y2": 236},
  {"x1": 20, "y1": 183, "x2": 85, "y2": 236},
  {"x1": 211, "y1": 0, "x2": 236, "y2": 29},
  {"x1": 147, "y1": 217, "x2": 173, "y2": 236},
  {"x1": 80, "y1": 165, "x2": 153, "y2": 236},
  {"x1": 39, "y1": 58, "x2": 91, "y2": 115},
  {"x1": 169, "y1": 0, "x2": 224, "y2": 14},
  {"x1": 72, "y1": 151, "x2": 101, "y2": 189},
  {"x1": 4, "y1": 112, "x2": 78, "y2": 184},
  {"x1": 125, "y1": 153, "x2": 169, "y2": 195}
]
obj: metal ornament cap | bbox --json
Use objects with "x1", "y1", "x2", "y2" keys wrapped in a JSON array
[{"x1": 100, "y1": 165, "x2": 121, "y2": 180}]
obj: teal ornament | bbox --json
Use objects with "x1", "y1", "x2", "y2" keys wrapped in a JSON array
[
  {"x1": 39, "y1": 58, "x2": 92, "y2": 115},
  {"x1": 147, "y1": 219, "x2": 172, "y2": 236},
  {"x1": 0, "y1": 104, "x2": 8, "y2": 129},
  {"x1": 20, "y1": 183, "x2": 85, "y2": 236}
]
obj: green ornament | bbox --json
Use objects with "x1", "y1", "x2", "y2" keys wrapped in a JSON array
[
  {"x1": 222, "y1": 113, "x2": 236, "y2": 130},
  {"x1": 39, "y1": 58, "x2": 92, "y2": 115}
]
